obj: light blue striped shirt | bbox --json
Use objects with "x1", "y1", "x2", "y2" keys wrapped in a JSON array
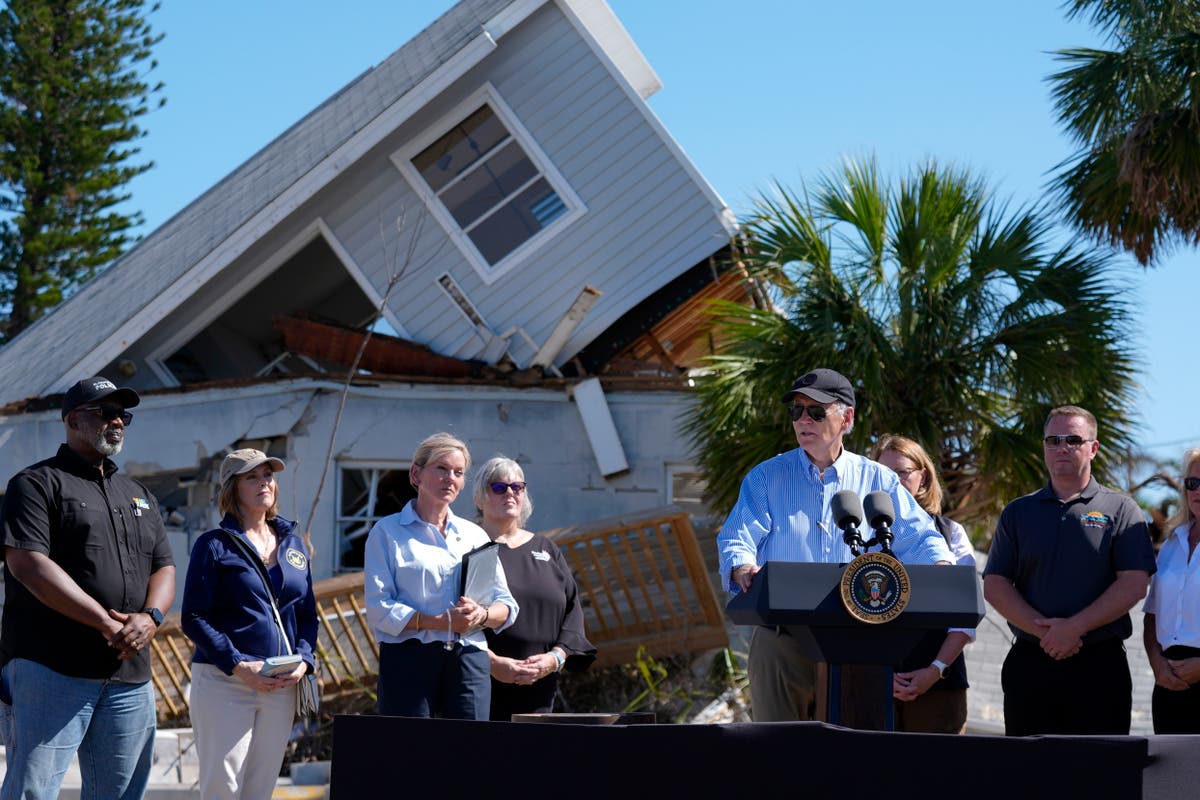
[{"x1": 717, "y1": 447, "x2": 953, "y2": 593}]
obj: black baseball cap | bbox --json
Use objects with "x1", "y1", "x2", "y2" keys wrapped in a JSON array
[
  {"x1": 781, "y1": 368, "x2": 855, "y2": 407},
  {"x1": 61, "y1": 376, "x2": 140, "y2": 419}
]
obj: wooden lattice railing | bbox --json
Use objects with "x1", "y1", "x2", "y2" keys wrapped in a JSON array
[
  {"x1": 150, "y1": 573, "x2": 378, "y2": 724},
  {"x1": 151, "y1": 506, "x2": 727, "y2": 722},
  {"x1": 540, "y1": 505, "x2": 728, "y2": 668}
]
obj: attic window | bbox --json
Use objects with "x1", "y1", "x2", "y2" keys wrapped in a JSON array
[{"x1": 403, "y1": 92, "x2": 582, "y2": 281}]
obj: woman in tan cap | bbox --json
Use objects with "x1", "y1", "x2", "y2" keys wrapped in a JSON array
[{"x1": 182, "y1": 448, "x2": 319, "y2": 799}]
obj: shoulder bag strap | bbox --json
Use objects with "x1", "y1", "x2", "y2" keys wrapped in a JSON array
[{"x1": 221, "y1": 530, "x2": 294, "y2": 656}]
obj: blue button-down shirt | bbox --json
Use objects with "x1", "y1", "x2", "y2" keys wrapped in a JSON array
[
  {"x1": 364, "y1": 500, "x2": 518, "y2": 647},
  {"x1": 717, "y1": 447, "x2": 953, "y2": 593}
]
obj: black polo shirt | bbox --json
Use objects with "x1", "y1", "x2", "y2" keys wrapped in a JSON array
[
  {"x1": 983, "y1": 478, "x2": 1156, "y2": 646},
  {"x1": 0, "y1": 444, "x2": 173, "y2": 682}
]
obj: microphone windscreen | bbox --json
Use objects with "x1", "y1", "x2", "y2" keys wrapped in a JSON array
[
  {"x1": 831, "y1": 490, "x2": 863, "y2": 529},
  {"x1": 863, "y1": 490, "x2": 896, "y2": 528}
]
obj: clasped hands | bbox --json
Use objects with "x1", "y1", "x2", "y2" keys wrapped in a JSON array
[
  {"x1": 493, "y1": 652, "x2": 559, "y2": 685},
  {"x1": 104, "y1": 608, "x2": 158, "y2": 661},
  {"x1": 234, "y1": 659, "x2": 306, "y2": 692},
  {"x1": 445, "y1": 596, "x2": 490, "y2": 633},
  {"x1": 893, "y1": 666, "x2": 940, "y2": 701},
  {"x1": 1034, "y1": 616, "x2": 1084, "y2": 660},
  {"x1": 1154, "y1": 656, "x2": 1200, "y2": 690}
]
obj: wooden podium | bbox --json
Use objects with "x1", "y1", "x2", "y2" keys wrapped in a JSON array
[{"x1": 726, "y1": 561, "x2": 984, "y2": 730}]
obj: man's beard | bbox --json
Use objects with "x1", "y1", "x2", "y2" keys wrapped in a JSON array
[{"x1": 94, "y1": 429, "x2": 123, "y2": 456}]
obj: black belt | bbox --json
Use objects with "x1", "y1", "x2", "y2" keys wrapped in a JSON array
[{"x1": 1163, "y1": 645, "x2": 1200, "y2": 659}]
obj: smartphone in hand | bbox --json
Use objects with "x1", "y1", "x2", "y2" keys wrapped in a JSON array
[{"x1": 261, "y1": 654, "x2": 303, "y2": 677}]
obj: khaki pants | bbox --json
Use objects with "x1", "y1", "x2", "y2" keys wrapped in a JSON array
[
  {"x1": 190, "y1": 663, "x2": 296, "y2": 800},
  {"x1": 747, "y1": 626, "x2": 817, "y2": 722}
]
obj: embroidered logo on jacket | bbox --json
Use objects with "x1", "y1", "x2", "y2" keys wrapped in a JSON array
[
  {"x1": 285, "y1": 547, "x2": 307, "y2": 569},
  {"x1": 131, "y1": 497, "x2": 150, "y2": 516},
  {"x1": 1080, "y1": 511, "x2": 1111, "y2": 529},
  {"x1": 531, "y1": 550, "x2": 551, "y2": 562}
]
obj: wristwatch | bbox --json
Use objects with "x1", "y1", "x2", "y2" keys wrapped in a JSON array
[
  {"x1": 142, "y1": 607, "x2": 164, "y2": 626},
  {"x1": 931, "y1": 659, "x2": 949, "y2": 678}
]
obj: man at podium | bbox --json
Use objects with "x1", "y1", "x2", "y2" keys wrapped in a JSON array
[{"x1": 717, "y1": 368, "x2": 953, "y2": 721}]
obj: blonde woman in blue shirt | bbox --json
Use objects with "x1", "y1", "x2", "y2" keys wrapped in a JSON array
[{"x1": 364, "y1": 432, "x2": 518, "y2": 719}]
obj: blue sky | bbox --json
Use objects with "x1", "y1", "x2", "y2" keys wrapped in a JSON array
[{"x1": 128, "y1": 0, "x2": 1195, "y2": 467}]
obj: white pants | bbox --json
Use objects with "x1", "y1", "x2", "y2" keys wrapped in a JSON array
[{"x1": 190, "y1": 663, "x2": 296, "y2": 800}]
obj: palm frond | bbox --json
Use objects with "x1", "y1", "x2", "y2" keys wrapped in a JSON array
[{"x1": 682, "y1": 156, "x2": 1142, "y2": 540}]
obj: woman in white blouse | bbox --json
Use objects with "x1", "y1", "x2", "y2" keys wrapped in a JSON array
[
  {"x1": 363, "y1": 432, "x2": 518, "y2": 719},
  {"x1": 1143, "y1": 447, "x2": 1200, "y2": 733}
]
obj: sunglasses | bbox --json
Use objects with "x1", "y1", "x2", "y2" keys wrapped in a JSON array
[
  {"x1": 1042, "y1": 435, "x2": 1092, "y2": 448},
  {"x1": 789, "y1": 404, "x2": 830, "y2": 422},
  {"x1": 489, "y1": 481, "x2": 526, "y2": 495},
  {"x1": 76, "y1": 405, "x2": 133, "y2": 426},
  {"x1": 1184, "y1": 477, "x2": 1200, "y2": 492}
]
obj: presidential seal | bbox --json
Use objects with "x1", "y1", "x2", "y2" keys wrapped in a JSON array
[{"x1": 840, "y1": 551, "x2": 910, "y2": 624}]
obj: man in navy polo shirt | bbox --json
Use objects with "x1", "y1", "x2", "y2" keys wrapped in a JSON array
[
  {"x1": 0, "y1": 376, "x2": 175, "y2": 799},
  {"x1": 983, "y1": 405, "x2": 1155, "y2": 735}
]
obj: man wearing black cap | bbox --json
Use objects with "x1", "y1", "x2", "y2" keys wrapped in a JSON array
[
  {"x1": 0, "y1": 376, "x2": 175, "y2": 800},
  {"x1": 717, "y1": 368, "x2": 953, "y2": 722}
]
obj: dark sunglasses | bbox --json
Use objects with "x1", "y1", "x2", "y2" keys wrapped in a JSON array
[
  {"x1": 1042, "y1": 435, "x2": 1091, "y2": 448},
  {"x1": 76, "y1": 405, "x2": 133, "y2": 426},
  {"x1": 1184, "y1": 477, "x2": 1200, "y2": 492},
  {"x1": 789, "y1": 404, "x2": 830, "y2": 422},
  {"x1": 489, "y1": 481, "x2": 526, "y2": 495}
]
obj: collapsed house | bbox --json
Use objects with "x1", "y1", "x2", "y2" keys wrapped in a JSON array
[{"x1": 0, "y1": 0, "x2": 754, "y2": 582}]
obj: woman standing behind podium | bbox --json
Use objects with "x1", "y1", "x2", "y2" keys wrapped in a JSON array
[
  {"x1": 363, "y1": 432, "x2": 518, "y2": 720},
  {"x1": 1143, "y1": 448, "x2": 1200, "y2": 733},
  {"x1": 871, "y1": 434, "x2": 975, "y2": 734},
  {"x1": 473, "y1": 456, "x2": 596, "y2": 720}
]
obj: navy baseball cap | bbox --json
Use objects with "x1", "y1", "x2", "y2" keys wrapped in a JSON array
[
  {"x1": 61, "y1": 376, "x2": 140, "y2": 419},
  {"x1": 781, "y1": 368, "x2": 855, "y2": 407}
]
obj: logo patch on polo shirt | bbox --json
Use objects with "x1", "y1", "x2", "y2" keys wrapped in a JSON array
[
  {"x1": 285, "y1": 547, "x2": 307, "y2": 570},
  {"x1": 532, "y1": 550, "x2": 551, "y2": 562},
  {"x1": 1080, "y1": 511, "x2": 1111, "y2": 528}
]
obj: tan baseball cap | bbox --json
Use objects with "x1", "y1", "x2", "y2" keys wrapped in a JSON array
[{"x1": 219, "y1": 448, "x2": 286, "y2": 485}]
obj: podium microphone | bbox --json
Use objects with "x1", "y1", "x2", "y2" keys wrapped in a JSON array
[
  {"x1": 863, "y1": 491, "x2": 896, "y2": 555},
  {"x1": 831, "y1": 490, "x2": 865, "y2": 556}
]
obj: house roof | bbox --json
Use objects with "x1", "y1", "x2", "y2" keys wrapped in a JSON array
[{"x1": 0, "y1": 0, "x2": 661, "y2": 408}]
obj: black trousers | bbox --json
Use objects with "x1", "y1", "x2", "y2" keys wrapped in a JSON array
[
  {"x1": 1001, "y1": 637, "x2": 1131, "y2": 736},
  {"x1": 1152, "y1": 645, "x2": 1200, "y2": 734}
]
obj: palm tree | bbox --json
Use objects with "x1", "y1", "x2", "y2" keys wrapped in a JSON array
[
  {"x1": 1048, "y1": 0, "x2": 1200, "y2": 265},
  {"x1": 682, "y1": 157, "x2": 1140, "y2": 535}
]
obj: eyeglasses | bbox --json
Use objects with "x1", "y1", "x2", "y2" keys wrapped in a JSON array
[
  {"x1": 789, "y1": 404, "x2": 830, "y2": 422},
  {"x1": 1042, "y1": 435, "x2": 1092, "y2": 448},
  {"x1": 1184, "y1": 477, "x2": 1200, "y2": 492},
  {"x1": 75, "y1": 405, "x2": 133, "y2": 426},
  {"x1": 892, "y1": 467, "x2": 921, "y2": 479},
  {"x1": 489, "y1": 481, "x2": 526, "y2": 495}
]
